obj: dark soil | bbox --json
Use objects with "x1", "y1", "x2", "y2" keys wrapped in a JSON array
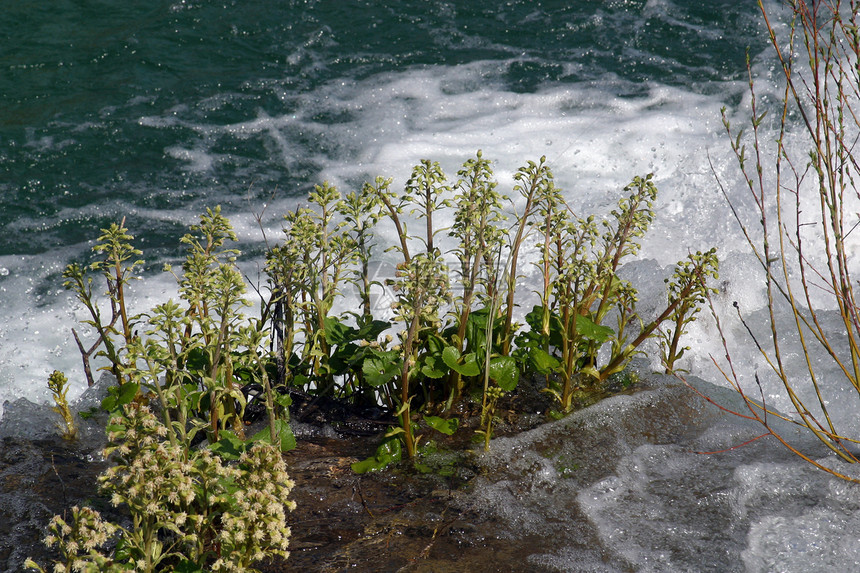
[
  {"x1": 1, "y1": 374, "x2": 593, "y2": 572},
  {"x1": 262, "y1": 373, "x2": 563, "y2": 572},
  {"x1": 261, "y1": 434, "x2": 544, "y2": 573}
]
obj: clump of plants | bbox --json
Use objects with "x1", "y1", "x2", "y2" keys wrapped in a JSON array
[
  {"x1": 61, "y1": 207, "x2": 294, "y2": 452},
  {"x1": 29, "y1": 209, "x2": 296, "y2": 571},
  {"x1": 30, "y1": 151, "x2": 718, "y2": 571},
  {"x1": 27, "y1": 404, "x2": 294, "y2": 573},
  {"x1": 264, "y1": 151, "x2": 719, "y2": 465}
]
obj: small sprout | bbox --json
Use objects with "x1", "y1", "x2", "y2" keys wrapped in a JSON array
[{"x1": 47, "y1": 370, "x2": 77, "y2": 441}]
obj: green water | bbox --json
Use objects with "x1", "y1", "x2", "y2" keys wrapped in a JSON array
[
  {"x1": 0, "y1": 0, "x2": 775, "y2": 396},
  {"x1": 0, "y1": 0, "x2": 762, "y2": 256}
]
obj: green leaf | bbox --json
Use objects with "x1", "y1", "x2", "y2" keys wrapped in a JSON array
[
  {"x1": 362, "y1": 350, "x2": 401, "y2": 387},
  {"x1": 464, "y1": 309, "x2": 489, "y2": 350},
  {"x1": 105, "y1": 421, "x2": 126, "y2": 435},
  {"x1": 459, "y1": 353, "x2": 480, "y2": 376},
  {"x1": 210, "y1": 431, "x2": 246, "y2": 460},
  {"x1": 424, "y1": 332, "x2": 448, "y2": 356},
  {"x1": 273, "y1": 391, "x2": 293, "y2": 410},
  {"x1": 355, "y1": 319, "x2": 392, "y2": 342},
  {"x1": 528, "y1": 347, "x2": 560, "y2": 374},
  {"x1": 77, "y1": 407, "x2": 99, "y2": 421},
  {"x1": 174, "y1": 560, "x2": 205, "y2": 573},
  {"x1": 580, "y1": 365, "x2": 600, "y2": 379},
  {"x1": 441, "y1": 346, "x2": 460, "y2": 370},
  {"x1": 423, "y1": 415, "x2": 459, "y2": 435},
  {"x1": 251, "y1": 418, "x2": 297, "y2": 452},
  {"x1": 489, "y1": 356, "x2": 519, "y2": 392},
  {"x1": 351, "y1": 436, "x2": 402, "y2": 473},
  {"x1": 329, "y1": 341, "x2": 360, "y2": 375},
  {"x1": 442, "y1": 346, "x2": 480, "y2": 377},
  {"x1": 184, "y1": 388, "x2": 205, "y2": 412},
  {"x1": 420, "y1": 355, "x2": 448, "y2": 379},
  {"x1": 185, "y1": 347, "x2": 209, "y2": 374},
  {"x1": 101, "y1": 382, "x2": 140, "y2": 411},
  {"x1": 113, "y1": 536, "x2": 134, "y2": 564},
  {"x1": 323, "y1": 316, "x2": 357, "y2": 346},
  {"x1": 524, "y1": 305, "x2": 564, "y2": 347},
  {"x1": 524, "y1": 305, "x2": 544, "y2": 333},
  {"x1": 575, "y1": 314, "x2": 614, "y2": 343},
  {"x1": 351, "y1": 455, "x2": 390, "y2": 473}
]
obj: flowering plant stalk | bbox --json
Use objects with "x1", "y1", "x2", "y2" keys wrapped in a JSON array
[
  {"x1": 27, "y1": 404, "x2": 295, "y2": 572},
  {"x1": 264, "y1": 152, "x2": 718, "y2": 462},
  {"x1": 47, "y1": 370, "x2": 78, "y2": 441},
  {"x1": 32, "y1": 207, "x2": 297, "y2": 571}
]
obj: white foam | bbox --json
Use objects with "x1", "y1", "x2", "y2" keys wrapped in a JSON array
[
  {"x1": 0, "y1": 253, "x2": 81, "y2": 415},
  {"x1": 0, "y1": 59, "x2": 760, "y2": 413},
  {"x1": 0, "y1": 13, "x2": 839, "y2": 437},
  {"x1": 166, "y1": 145, "x2": 215, "y2": 172}
]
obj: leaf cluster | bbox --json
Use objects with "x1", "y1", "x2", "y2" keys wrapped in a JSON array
[{"x1": 265, "y1": 152, "x2": 718, "y2": 464}]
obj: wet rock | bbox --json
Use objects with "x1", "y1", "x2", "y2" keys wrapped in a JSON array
[
  {"x1": 0, "y1": 372, "x2": 114, "y2": 453},
  {"x1": 0, "y1": 435, "x2": 112, "y2": 572}
]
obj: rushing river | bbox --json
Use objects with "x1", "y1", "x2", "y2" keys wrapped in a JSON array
[
  {"x1": 2, "y1": 1, "x2": 860, "y2": 571},
  {"x1": 0, "y1": 0, "x2": 765, "y2": 402}
]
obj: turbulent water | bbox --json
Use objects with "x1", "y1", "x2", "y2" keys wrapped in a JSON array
[
  {"x1": 4, "y1": 1, "x2": 860, "y2": 571},
  {"x1": 0, "y1": 0, "x2": 767, "y2": 401}
]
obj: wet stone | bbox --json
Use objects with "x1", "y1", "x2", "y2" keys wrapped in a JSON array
[{"x1": 0, "y1": 436, "x2": 113, "y2": 572}]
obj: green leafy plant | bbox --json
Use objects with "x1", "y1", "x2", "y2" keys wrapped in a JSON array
[
  {"x1": 501, "y1": 156, "x2": 553, "y2": 355},
  {"x1": 388, "y1": 250, "x2": 452, "y2": 458},
  {"x1": 370, "y1": 160, "x2": 454, "y2": 457},
  {"x1": 265, "y1": 183, "x2": 370, "y2": 397},
  {"x1": 262, "y1": 152, "x2": 717, "y2": 464},
  {"x1": 447, "y1": 151, "x2": 508, "y2": 404},
  {"x1": 62, "y1": 219, "x2": 143, "y2": 386},
  {"x1": 474, "y1": 291, "x2": 518, "y2": 451},
  {"x1": 339, "y1": 180, "x2": 384, "y2": 324},
  {"x1": 168, "y1": 206, "x2": 254, "y2": 443},
  {"x1": 475, "y1": 385, "x2": 506, "y2": 451},
  {"x1": 31, "y1": 209, "x2": 299, "y2": 570},
  {"x1": 513, "y1": 174, "x2": 718, "y2": 412},
  {"x1": 659, "y1": 249, "x2": 720, "y2": 373}
]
